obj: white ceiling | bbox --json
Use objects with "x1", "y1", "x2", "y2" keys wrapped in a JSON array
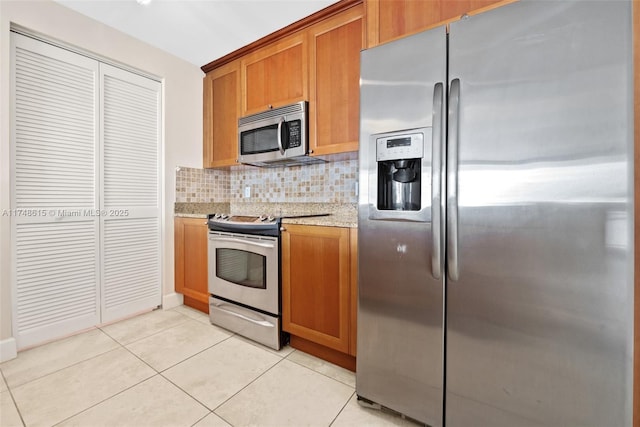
[{"x1": 54, "y1": 0, "x2": 338, "y2": 67}]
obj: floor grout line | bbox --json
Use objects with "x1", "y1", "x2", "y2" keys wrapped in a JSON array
[
  {"x1": 329, "y1": 390, "x2": 357, "y2": 427},
  {"x1": 211, "y1": 353, "x2": 289, "y2": 415},
  {"x1": 97, "y1": 311, "x2": 194, "y2": 347},
  {"x1": 155, "y1": 332, "x2": 236, "y2": 374},
  {"x1": 283, "y1": 352, "x2": 356, "y2": 389},
  {"x1": 50, "y1": 373, "x2": 161, "y2": 427},
  {"x1": 3, "y1": 341, "x2": 121, "y2": 392},
  {"x1": 1, "y1": 369, "x2": 27, "y2": 427},
  {"x1": 2, "y1": 307, "x2": 412, "y2": 427}
]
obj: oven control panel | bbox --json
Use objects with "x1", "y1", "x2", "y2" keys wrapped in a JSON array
[
  {"x1": 207, "y1": 213, "x2": 280, "y2": 237},
  {"x1": 210, "y1": 213, "x2": 277, "y2": 224}
]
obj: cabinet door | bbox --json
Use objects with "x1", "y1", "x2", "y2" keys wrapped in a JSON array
[
  {"x1": 308, "y1": 5, "x2": 364, "y2": 156},
  {"x1": 174, "y1": 218, "x2": 209, "y2": 313},
  {"x1": 367, "y1": 0, "x2": 507, "y2": 47},
  {"x1": 241, "y1": 33, "x2": 307, "y2": 115},
  {"x1": 203, "y1": 61, "x2": 240, "y2": 168},
  {"x1": 282, "y1": 225, "x2": 350, "y2": 353}
]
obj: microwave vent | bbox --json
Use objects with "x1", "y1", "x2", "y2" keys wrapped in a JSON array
[{"x1": 239, "y1": 101, "x2": 307, "y2": 126}]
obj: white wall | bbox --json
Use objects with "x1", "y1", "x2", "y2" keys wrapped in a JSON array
[{"x1": 0, "y1": 0, "x2": 204, "y2": 357}]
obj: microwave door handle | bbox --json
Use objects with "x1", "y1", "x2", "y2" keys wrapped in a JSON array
[{"x1": 277, "y1": 118, "x2": 285, "y2": 155}]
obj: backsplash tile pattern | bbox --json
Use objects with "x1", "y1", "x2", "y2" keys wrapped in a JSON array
[
  {"x1": 230, "y1": 160, "x2": 358, "y2": 203},
  {"x1": 175, "y1": 160, "x2": 358, "y2": 204},
  {"x1": 175, "y1": 167, "x2": 230, "y2": 203}
]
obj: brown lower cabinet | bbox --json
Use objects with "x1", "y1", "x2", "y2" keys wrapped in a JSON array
[
  {"x1": 282, "y1": 224, "x2": 357, "y2": 371},
  {"x1": 174, "y1": 217, "x2": 209, "y2": 313}
]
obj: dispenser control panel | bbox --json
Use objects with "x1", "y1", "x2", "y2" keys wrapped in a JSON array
[{"x1": 376, "y1": 131, "x2": 424, "y2": 161}]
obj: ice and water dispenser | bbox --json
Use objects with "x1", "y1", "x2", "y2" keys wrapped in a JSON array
[{"x1": 369, "y1": 128, "x2": 431, "y2": 222}]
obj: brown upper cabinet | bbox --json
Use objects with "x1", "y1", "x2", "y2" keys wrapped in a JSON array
[
  {"x1": 201, "y1": 0, "x2": 516, "y2": 168},
  {"x1": 201, "y1": 1, "x2": 363, "y2": 168},
  {"x1": 241, "y1": 33, "x2": 307, "y2": 116},
  {"x1": 366, "y1": 0, "x2": 510, "y2": 47},
  {"x1": 308, "y1": 4, "x2": 364, "y2": 156},
  {"x1": 203, "y1": 60, "x2": 240, "y2": 168}
]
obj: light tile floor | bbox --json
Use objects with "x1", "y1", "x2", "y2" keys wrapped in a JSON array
[{"x1": 0, "y1": 305, "x2": 420, "y2": 427}]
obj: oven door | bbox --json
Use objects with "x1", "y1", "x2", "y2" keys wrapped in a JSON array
[{"x1": 208, "y1": 231, "x2": 279, "y2": 315}]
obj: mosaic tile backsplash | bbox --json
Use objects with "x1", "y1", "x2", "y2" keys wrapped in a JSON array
[
  {"x1": 175, "y1": 159, "x2": 358, "y2": 204},
  {"x1": 175, "y1": 167, "x2": 229, "y2": 203}
]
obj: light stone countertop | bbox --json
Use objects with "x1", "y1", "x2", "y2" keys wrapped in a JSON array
[{"x1": 174, "y1": 202, "x2": 357, "y2": 228}]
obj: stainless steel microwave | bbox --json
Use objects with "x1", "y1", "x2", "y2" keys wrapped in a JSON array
[{"x1": 238, "y1": 101, "x2": 324, "y2": 167}]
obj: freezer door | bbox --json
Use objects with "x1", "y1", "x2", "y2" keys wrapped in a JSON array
[
  {"x1": 357, "y1": 26, "x2": 446, "y2": 426},
  {"x1": 447, "y1": 1, "x2": 633, "y2": 426}
]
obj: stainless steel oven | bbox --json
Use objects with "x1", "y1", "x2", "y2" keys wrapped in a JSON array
[{"x1": 207, "y1": 214, "x2": 285, "y2": 350}]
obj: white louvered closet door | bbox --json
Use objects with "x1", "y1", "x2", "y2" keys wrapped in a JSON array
[
  {"x1": 11, "y1": 33, "x2": 100, "y2": 349},
  {"x1": 100, "y1": 64, "x2": 161, "y2": 323}
]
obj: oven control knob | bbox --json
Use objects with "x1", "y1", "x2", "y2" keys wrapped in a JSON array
[
  {"x1": 267, "y1": 216, "x2": 275, "y2": 222},
  {"x1": 221, "y1": 214, "x2": 229, "y2": 220},
  {"x1": 258, "y1": 215, "x2": 267, "y2": 221}
]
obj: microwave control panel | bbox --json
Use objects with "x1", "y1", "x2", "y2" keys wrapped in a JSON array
[
  {"x1": 376, "y1": 131, "x2": 424, "y2": 161},
  {"x1": 286, "y1": 120, "x2": 302, "y2": 148}
]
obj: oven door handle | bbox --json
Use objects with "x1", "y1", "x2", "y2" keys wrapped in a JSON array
[
  {"x1": 212, "y1": 301, "x2": 275, "y2": 328},
  {"x1": 209, "y1": 236, "x2": 276, "y2": 249}
]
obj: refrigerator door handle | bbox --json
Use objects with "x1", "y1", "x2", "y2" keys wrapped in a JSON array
[
  {"x1": 431, "y1": 82, "x2": 444, "y2": 280},
  {"x1": 447, "y1": 78, "x2": 461, "y2": 281}
]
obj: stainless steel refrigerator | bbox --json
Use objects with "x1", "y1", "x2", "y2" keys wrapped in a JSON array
[{"x1": 356, "y1": 1, "x2": 634, "y2": 426}]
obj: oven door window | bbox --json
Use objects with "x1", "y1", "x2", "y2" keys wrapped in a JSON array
[{"x1": 216, "y1": 248, "x2": 266, "y2": 289}]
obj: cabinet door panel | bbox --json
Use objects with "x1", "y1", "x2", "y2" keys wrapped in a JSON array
[
  {"x1": 440, "y1": 0, "x2": 505, "y2": 21},
  {"x1": 378, "y1": 0, "x2": 440, "y2": 44},
  {"x1": 370, "y1": 0, "x2": 507, "y2": 47},
  {"x1": 282, "y1": 225, "x2": 350, "y2": 353},
  {"x1": 175, "y1": 218, "x2": 209, "y2": 313},
  {"x1": 204, "y1": 61, "x2": 240, "y2": 168},
  {"x1": 309, "y1": 5, "x2": 363, "y2": 155},
  {"x1": 243, "y1": 34, "x2": 306, "y2": 115}
]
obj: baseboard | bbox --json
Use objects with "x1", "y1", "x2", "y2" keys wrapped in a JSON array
[
  {"x1": 290, "y1": 335, "x2": 356, "y2": 372},
  {"x1": 162, "y1": 292, "x2": 184, "y2": 310},
  {"x1": 183, "y1": 295, "x2": 209, "y2": 314},
  {"x1": 0, "y1": 337, "x2": 17, "y2": 362}
]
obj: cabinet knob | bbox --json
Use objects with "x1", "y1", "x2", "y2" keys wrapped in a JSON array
[
  {"x1": 280, "y1": 226, "x2": 286, "y2": 232},
  {"x1": 309, "y1": 149, "x2": 314, "y2": 154},
  {"x1": 268, "y1": 104, "x2": 273, "y2": 109}
]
